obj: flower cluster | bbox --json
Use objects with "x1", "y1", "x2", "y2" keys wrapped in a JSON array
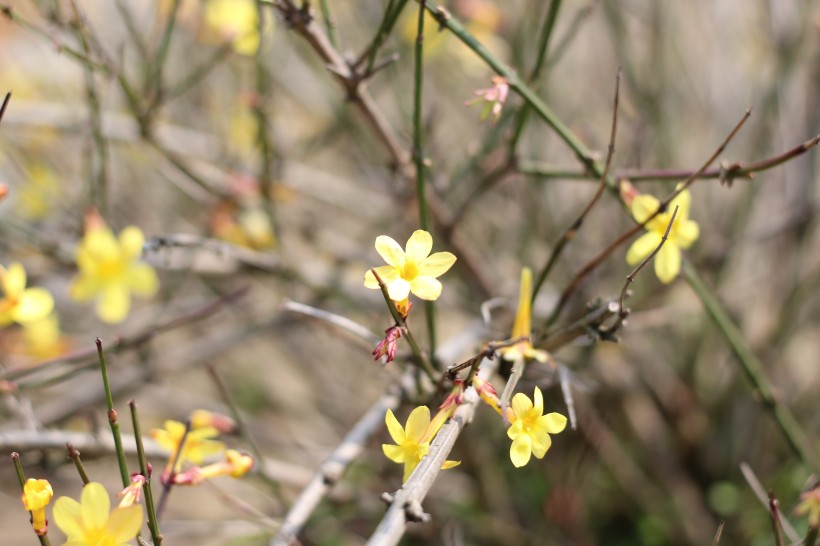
[{"x1": 150, "y1": 409, "x2": 252, "y2": 486}]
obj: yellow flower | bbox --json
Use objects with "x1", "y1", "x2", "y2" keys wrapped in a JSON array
[
  {"x1": 204, "y1": 0, "x2": 260, "y2": 56},
  {"x1": 796, "y1": 484, "x2": 820, "y2": 528},
  {"x1": 53, "y1": 482, "x2": 143, "y2": 546},
  {"x1": 17, "y1": 162, "x2": 58, "y2": 220},
  {"x1": 0, "y1": 262, "x2": 54, "y2": 327},
  {"x1": 70, "y1": 217, "x2": 158, "y2": 324},
  {"x1": 364, "y1": 230, "x2": 456, "y2": 301},
  {"x1": 22, "y1": 312, "x2": 71, "y2": 359},
  {"x1": 173, "y1": 449, "x2": 255, "y2": 485},
  {"x1": 626, "y1": 186, "x2": 700, "y2": 284},
  {"x1": 382, "y1": 406, "x2": 459, "y2": 483},
  {"x1": 150, "y1": 419, "x2": 226, "y2": 478},
  {"x1": 21, "y1": 478, "x2": 53, "y2": 536},
  {"x1": 498, "y1": 267, "x2": 548, "y2": 363},
  {"x1": 506, "y1": 387, "x2": 567, "y2": 468}
]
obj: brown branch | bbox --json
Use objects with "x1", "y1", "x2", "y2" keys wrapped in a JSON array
[
  {"x1": 269, "y1": 0, "x2": 494, "y2": 299},
  {"x1": 532, "y1": 68, "x2": 621, "y2": 300},
  {"x1": 543, "y1": 109, "x2": 752, "y2": 327},
  {"x1": 0, "y1": 91, "x2": 10, "y2": 126}
]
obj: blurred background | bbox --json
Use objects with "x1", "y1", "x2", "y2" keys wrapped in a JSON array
[{"x1": 0, "y1": 0, "x2": 818, "y2": 544}]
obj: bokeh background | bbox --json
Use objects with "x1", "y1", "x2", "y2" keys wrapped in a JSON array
[{"x1": 1, "y1": 0, "x2": 819, "y2": 544}]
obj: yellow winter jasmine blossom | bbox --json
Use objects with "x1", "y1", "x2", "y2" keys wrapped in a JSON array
[
  {"x1": 507, "y1": 387, "x2": 567, "y2": 468},
  {"x1": 204, "y1": 0, "x2": 260, "y2": 56},
  {"x1": 22, "y1": 312, "x2": 70, "y2": 359},
  {"x1": 70, "y1": 215, "x2": 158, "y2": 324},
  {"x1": 383, "y1": 406, "x2": 460, "y2": 483},
  {"x1": 796, "y1": 484, "x2": 820, "y2": 528},
  {"x1": 53, "y1": 482, "x2": 143, "y2": 546},
  {"x1": 21, "y1": 478, "x2": 53, "y2": 536},
  {"x1": 173, "y1": 449, "x2": 254, "y2": 485},
  {"x1": 364, "y1": 230, "x2": 456, "y2": 301},
  {"x1": 151, "y1": 419, "x2": 226, "y2": 479},
  {"x1": 0, "y1": 262, "x2": 54, "y2": 327},
  {"x1": 626, "y1": 185, "x2": 700, "y2": 284},
  {"x1": 498, "y1": 267, "x2": 548, "y2": 363}
]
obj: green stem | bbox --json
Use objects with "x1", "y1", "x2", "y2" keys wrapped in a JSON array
[
  {"x1": 66, "y1": 443, "x2": 91, "y2": 484},
  {"x1": 96, "y1": 339, "x2": 131, "y2": 487},
  {"x1": 682, "y1": 262, "x2": 819, "y2": 471},
  {"x1": 413, "y1": 1, "x2": 437, "y2": 364},
  {"x1": 508, "y1": 0, "x2": 563, "y2": 155},
  {"x1": 130, "y1": 401, "x2": 162, "y2": 545},
  {"x1": 361, "y1": 0, "x2": 406, "y2": 74},
  {"x1": 318, "y1": 0, "x2": 338, "y2": 48},
  {"x1": 149, "y1": 0, "x2": 181, "y2": 106}
]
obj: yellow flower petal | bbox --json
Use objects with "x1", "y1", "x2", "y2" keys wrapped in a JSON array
[
  {"x1": 441, "y1": 460, "x2": 461, "y2": 470},
  {"x1": 375, "y1": 235, "x2": 405, "y2": 268},
  {"x1": 630, "y1": 194, "x2": 660, "y2": 224},
  {"x1": 532, "y1": 386, "x2": 544, "y2": 415},
  {"x1": 404, "y1": 406, "x2": 431, "y2": 443},
  {"x1": 417, "y1": 251, "x2": 457, "y2": 278},
  {"x1": 70, "y1": 275, "x2": 97, "y2": 301},
  {"x1": 53, "y1": 496, "x2": 83, "y2": 538},
  {"x1": 509, "y1": 434, "x2": 532, "y2": 468},
  {"x1": 81, "y1": 482, "x2": 110, "y2": 531},
  {"x1": 4, "y1": 262, "x2": 27, "y2": 295},
  {"x1": 119, "y1": 226, "x2": 145, "y2": 261},
  {"x1": 384, "y1": 409, "x2": 406, "y2": 445},
  {"x1": 626, "y1": 232, "x2": 662, "y2": 266},
  {"x1": 98, "y1": 285, "x2": 131, "y2": 324},
  {"x1": 12, "y1": 287, "x2": 54, "y2": 323},
  {"x1": 387, "y1": 278, "x2": 412, "y2": 301},
  {"x1": 510, "y1": 392, "x2": 532, "y2": 420},
  {"x1": 404, "y1": 230, "x2": 433, "y2": 263},
  {"x1": 670, "y1": 186, "x2": 691, "y2": 220},
  {"x1": 676, "y1": 219, "x2": 700, "y2": 248},
  {"x1": 402, "y1": 459, "x2": 420, "y2": 483},
  {"x1": 540, "y1": 412, "x2": 568, "y2": 434},
  {"x1": 382, "y1": 443, "x2": 405, "y2": 463},
  {"x1": 105, "y1": 505, "x2": 143, "y2": 542},
  {"x1": 364, "y1": 265, "x2": 400, "y2": 289},
  {"x1": 654, "y1": 243, "x2": 681, "y2": 284},
  {"x1": 408, "y1": 277, "x2": 442, "y2": 301},
  {"x1": 126, "y1": 263, "x2": 159, "y2": 296},
  {"x1": 530, "y1": 430, "x2": 552, "y2": 459}
]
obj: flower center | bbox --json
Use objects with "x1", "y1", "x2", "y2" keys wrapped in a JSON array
[
  {"x1": 97, "y1": 259, "x2": 125, "y2": 280},
  {"x1": 402, "y1": 261, "x2": 419, "y2": 280}
]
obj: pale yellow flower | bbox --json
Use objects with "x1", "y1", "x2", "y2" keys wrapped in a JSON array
[
  {"x1": 53, "y1": 482, "x2": 143, "y2": 546},
  {"x1": 70, "y1": 220, "x2": 158, "y2": 324},
  {"x1": 21, "y1": 478, "x2": 53, "y2": 536},
  {"x1": 364, "y1": 230, "x2": 456, "y2": 301},
  {"x1": 626, "y1": 186, "x2": 700, "y2": 284},
  {"x1": 204, "y1": 0, "x2": 260, "y2": 56},
  {"x1": 506, "y1": 387, "x2": 567, "y2": 468},
  {"x1": 382, "y1": 406, "x2": 459, "y2": 483},
  {"x1": 173, "y1": 449, "x2": 254, "y2": 485},
  {"x1": 150, "y1": 419, "x2": 226, "y2": 477},
  {"x1": 498, "y1": 267, "x2": 548, "y2": 363},
  {"x1": 0, "y1": 262, "x2": 54, "y2": 327}
]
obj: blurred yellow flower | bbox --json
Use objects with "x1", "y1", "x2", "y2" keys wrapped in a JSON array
[
  {"x1": 53, "y1": 482, "x2": 143, "y2": 546},
  {"x1": 173, "y1": 449, "x2": 254, "y2": 485},
  {"x1": 626, "y1": 186, "x2": 700, "y2": 284},
  {"x1": 151, "y1": 419, "x2": 226, "y2": 478},
  {"x1": 70, "y1": 216, "x2": 158, "y2": 324},
  {"x1": 205, "y1": 0, "x2": 260, "y2": 56},
  {"x1": 498, "y1": 267, "x2": 547, "y2": 363},
  {"x1": 0, "y1": 262, "x2": 54, "y2": 327},
  {"x1": 364, "y1": 230, "x2": 456, "y2": 301},
  {"x1": 21, "y1": 478, "x2": 53, "y2": 536},
  {"x1": 506, "y1": 387, "x2": 566, "y2": 468},
  {"x1": 382, "y1": 406, "x2": 459, "y2": 483},
  {"x1": 17, "y1": 163, "x2": 58, "y2": 220},
  {"x1": 21, "y1": 312, "x2": 71, "y2": 360},
  {"x1": 796, "y1": 484, "x2": 820, "y2": 528}
]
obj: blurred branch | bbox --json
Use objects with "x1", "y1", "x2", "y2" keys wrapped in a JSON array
[
  {"x1": 686, "y1": 265, "x2": 819, "y2": 471},
  {"x1": 739, "y1": 462, "x2": 800, "y2": 543},
  {"x1": 532, "y1": 68, "x2": 621, "y2": 301},
  {"x1": 0, "y1": 91, "x2": 10, "y2": 126}
]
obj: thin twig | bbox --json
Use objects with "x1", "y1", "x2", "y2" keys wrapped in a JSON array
[
  {"x1": 768, "y1": 492, "x2": 786, "y2": 546},
  {"x1": 0, "y1": 91, "x2": 10, "y2": 126},
  {"x1": 532, "y1": 68, "x2": 621, "y2": 301},
  {"x1": 129, "y1": 401, "x2": 162, "y2": 545},
  {"x1": 544, "y1": 109, "x2": 752, "y2": 327}
]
